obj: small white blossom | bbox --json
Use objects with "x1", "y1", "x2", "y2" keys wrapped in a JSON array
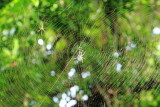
[
  {"x1": 68, "y1": 68, "x2": 76, "y2": 79},
  {"x1": 45, "y1": 50, "x2": 53, "y2": 56},
  {"x1": 30, "y1": 31, "x2": 35, "y2": 35},
  {"x1": 10, "y1": 28, "x2": 16, "y2": 35},
  {"x1": 126, "y1": 42, "x2": 136, "y2": 51},
  {"x1": 53, "y1": 97, "x2": 59, "y2": 103},
  {"x1": 79, "y1": 90, "x2": 84, "y2": 95},
  {"x1": 50, "y1": 70, "x2": 56, "y2": 76},
  {"x1": 126, "y1": 46, "x2": 132, "y2": 51},
  {"x1": 66, "y1": 97, "x2": 71, "y2": 102},
  {"x1": 82, "y1": 95, "x2": 88, "y2": 101},
  {"x1": 97, "y1": 9, "x2": 101, "y2": 13},
  {"x1": 116, "y1": 63, "x2": 122, "y2": 72},
  {"x1": 62, "y1": 93, "x2": 67, "y2": 100},
  {"x1": 67, "y1": 91, "x2": 71, "y2": 96},
  {"x1": 129, "y1": 42, "x2": 136, "y2": 48},
  {"x1": 30, "y1": 100, "x2": 36, "y2": 105},
  {"x1": 70, "y1": 85, "x2": 79, "y2": 98},
  {"x1": 38, "y1": 39, "x2": 44, "y2": 45},
  {"x1": 113, "y1": 52, "x2": 120, "y2": 58},
  {"x1": 66, "y1": 100, "x2": 77, "y2": 107},
  {"x1": 59, "y1": 99, "x2": 67, "y2": 107},
  {"x1": 2, "y1": 30, "x2": 9, "y2": 36},
  {"x1": 153, "y1": 27, "x2": 160, "y2": 35},
  {"x1": 32, "y1": 59, "x2": 36, "y2": 64},
  {"x1": 46, "y1": 43, "x2": 52, "y2": 50},
  {"x1": 74, "y1": 85, "x2": 79, "y2": 92},
  {"x1": 81, "y1": 72, "x2": 90, "y2": 78}
]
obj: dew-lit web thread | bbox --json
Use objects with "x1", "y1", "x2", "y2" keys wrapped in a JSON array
[
  {"x1": 68, "y1": 4, "x2": 160, "y2": 107},
  {"x1": 1, "y1": 17, "x2": 33, "y2": 105},
  {"x1": 10, "y1": 1, "x2": 75, "y2": 42},
  {"x1": 89, "y1": 13, "x2": 159, "y2": 106},
  {"x1": 0, "y1": 1, "x2": 76, "y2": 105},
  {"x1": 130, "y1": 7, "x2": 160, "y2": 99},
  {"x1": 33, "y1": 2, "x2": 159, "y2": 106},
  {"x1": 37, "y1": 2, "x2": 108, "y2": 106},
  {"x1": 95, "y1": 37, "x2": 159, "y2": 105},
  {"x1": 2, "y1": 1, "x2": 160, "y2": 106},
  {"x1": 37, "y1": 0, "x2": 90, "y2": 106},
  {"x1": 78, "y1": 6, "x2": 128, "y2": 106},
  {"x1": 23, "y1": 3, "x2": 159, "y2": 106},
  {"x1": 89, "y1": 53, "x2": 148, "y2": 105},
  {"x1": 69, "y1": 21, "x2": 115, "y2": 106}
]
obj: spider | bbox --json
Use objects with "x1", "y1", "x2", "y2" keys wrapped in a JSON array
[
  {"x1": 38, "y1": 22, "x2": 45, "y2": 35},
  {"x1": 75, "y1": 49, "x2": 85, "y2": 63}
]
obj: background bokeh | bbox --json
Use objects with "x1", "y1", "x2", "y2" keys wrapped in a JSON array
[{"x1": 0, "y1": 0, "x2": 160, "y2": 107}]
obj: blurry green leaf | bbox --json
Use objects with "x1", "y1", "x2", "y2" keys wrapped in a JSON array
[
  {"x1": 55, "y1": 39, "x2": 67, "y2": 51},
  {"x1": 31, "y1": 0, "x2": 39, "y2": 7},
  {"x1": 3, "y1": 48, "x2": 11, "y2": 56},
  {"x1": 12, "y1": 38, "x2": 19, "y2": 55},
  {"x1": 45, "y1": 29, "x2": 57, "y2": 43}
]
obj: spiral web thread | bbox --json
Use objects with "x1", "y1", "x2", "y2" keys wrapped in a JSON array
[{"x1": 0, "y1": 0, "x2": 160, "y2": 107}]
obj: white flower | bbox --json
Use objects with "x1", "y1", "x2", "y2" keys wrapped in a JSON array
[
  {"x1": 126, "y1": 46, "x2": 132, "y2": 51},
  {"x1": 81, "y1": 72, "x2": 90, "y2": 78},
  {"x1": 129, "y1": 42, "x2": 136, "y2": 48},
  {"x1": 30, "y1": 31, "x2": 35, "y2": 35},
  {"x1": 82, "y1": 95, "x2": 88, "y2": 101},
  {"x1": 38, "y1": 39, "x2": 44, "y2": 45},
  {"x1": 68, "y1": 68, "x2": 76, "y2": 79},
  {"x1": 70, "y1": 85, "x2": 79, "y2": 98},
  {"x1": 53, "y1": 97, "x2": 59, "y2": 103},
  {"x1": 116, "y1": 63, "x2": 122, "y2": 72},
  {"x1": 67, "y1": 91, "x2": 71, "y2": 96},
  {"x1": 70, "y1": 91, "x2": 76, "y2": 98},
  {"x1": 45, "y1": 50, "x2": 53, "y2": 56},
  {"x1": 30, "y1": 100, "x2": 36, "y2": 105},
  {"x1": 2, "y1": 30, "x2": 9, "y2": 36},
  {"x1": 32, "y1": 59, "x2": 36, "y2": 64},
  {"x1": 66, "y1": 96, "x2": 71, "y2": 102},
  {"x1": 50, "y1": 70, "x2": 56, "y2": 76},
  {"x1": 126, "y1": 42, "x2": 136, "y2": 51},
  {"x1": 113, "y1": 52, "x2": 120, "y2": 58},
  {"x1": 66, "y1": 100, "x2": 77, "y2": 107},
  {"x1": 59, "y1": 99, "x2": 67, "y2": 107},
  {"x1": 79, "y1": 90, "x2": 84, "y2": 95},
  {"x1": 74, "y1": 85, "x2": 79, "y2": 92},
  {"x1": 10, "y1": 28, "x2": 16, "y2": 35},
  {"x1": 153, "y1": 27, "x2": 160, "y2": 35},
  {"x1": 130, "y1": 43, "x2": 136, "y2": 48},
  {"x1": 62, "y1": 93, "x2": 67, "y2": 100},
  {"x1": 46, "y1": 43, "x2": 52, "y2": 50},
  {"x1": 97, "y1": 9, "x2": 101, "y2": 13}
]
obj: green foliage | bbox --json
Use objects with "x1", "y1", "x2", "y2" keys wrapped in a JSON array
[
  {"x1": 0, "y1": 0, "x2": 160, "y2": 106},
  {"x1": 134, "y1": 91, "x2": 160, "y2": 107}
]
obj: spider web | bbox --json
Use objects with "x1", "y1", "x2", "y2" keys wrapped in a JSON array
[{"x1": 0, "y1": 0, "x2": 160, "y2": 107}]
